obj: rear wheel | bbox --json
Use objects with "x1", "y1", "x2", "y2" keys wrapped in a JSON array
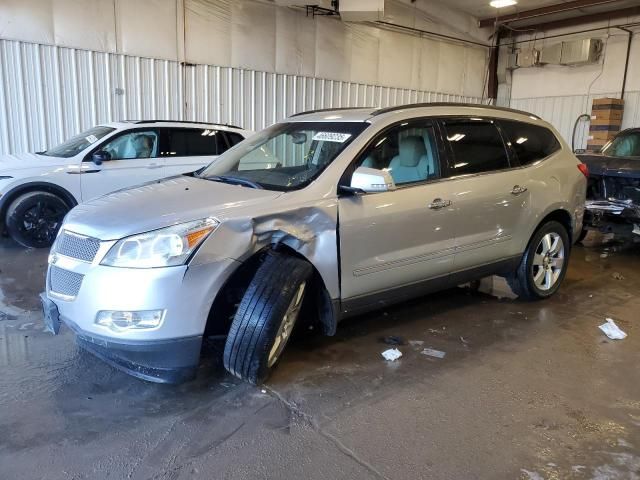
[
  {"x1": 223, "y1": 252, "x2": 312, "y2": 385},
  {"x1": 5, "y1": 192, "x2": 69, "y2": 248},
  {"x1": 508, "y1": 221, "x2": 570, "y2": 300}
]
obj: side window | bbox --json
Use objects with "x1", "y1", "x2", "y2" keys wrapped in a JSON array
[
  {"x1": 224, "y1": 132, "x2": 245, "y2": 151},
  {"x1": 165, "y1": 128, "x2": 219, "y2": 157},
  {"x1": 100, "y1": 130, "x2": 159, "y2": 160},
  {"x1": 499, "y1": 120, "x2": 561, "y2": 165},
  {"x1": 442, "y1": 120, "x2": 510, "y2": 175},
  {"x1": 355, "y1": 123, "x2": 441, "y2": 185}
]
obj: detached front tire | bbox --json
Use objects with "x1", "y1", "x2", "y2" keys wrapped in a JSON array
[
  {"x1": 223, "y1": 252, "x2": 312, "y2": 385},
  {"x1": 5, "y1": 191, "x2": 69, "y2": 248},
  {"x1": 508, "y1": 220, "x2": 570, "y2": 300}
]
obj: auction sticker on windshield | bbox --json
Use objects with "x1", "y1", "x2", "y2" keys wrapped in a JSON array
[
  {"x1": 85, "y1": 134, "x2": 98, "y2": 143},
  {"x1": 312, "y1": 132, "x2": 352, "y2": 143}
]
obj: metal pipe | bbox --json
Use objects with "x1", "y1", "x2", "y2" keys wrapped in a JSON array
[
  {"x1": 374, "y1": 21, "x2": 490, "y2": 48},
  {"x1": 478, "y1": 0, "x2": 621, "y2": 28},
  {"x1": 499, "y1": 22, "x2": 640, "y2": 47},
  {"x1": 619, "y1": 27, "x2": 633, "y2": 100}
]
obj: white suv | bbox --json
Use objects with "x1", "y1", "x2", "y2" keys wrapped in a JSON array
[{"x1": 0, "y1": 121, "x2": 248, "y2": 248}]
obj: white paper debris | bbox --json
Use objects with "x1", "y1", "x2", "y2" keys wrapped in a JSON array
[
  {"x1": 633, "y1": 224, "x2": 640, "y2": 236},
  {"x1": 381, "y1": 348, "x2": 402, "y2": 361},
  {"x1": 408, "y1": 340, "x2": 424, "y2": 347},
  {"x1": 599, "y1": 318, "x2": 627, "y2": 340},
  {"x1": 421, "y1": 348, "x2": 446, "y2": 359}
]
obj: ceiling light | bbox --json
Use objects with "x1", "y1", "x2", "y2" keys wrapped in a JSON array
[{"x1": 490, "y1": 0, "x2": 517, "y2": 8}]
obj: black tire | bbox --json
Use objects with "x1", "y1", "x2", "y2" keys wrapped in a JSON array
[
  {"x1": 507, "y1": 221, "x2": 570, "y2": 300},
  {"x1": 223, "y1": 252, "x2": 313, "y2": 385},
  {"x1": 5, "y1": 191, "x2": 69, "y2": 248}
]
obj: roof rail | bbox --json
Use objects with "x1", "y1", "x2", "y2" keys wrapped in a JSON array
[
  {"x1": 124, "y1": 120, "x2": 244, "y2": 129},
  {"x1": 370, "y1": 102, "x2": 541, "y2": 120},
  {"x1": 289, "y1": 107, "x2": 373, "y2": 118}
]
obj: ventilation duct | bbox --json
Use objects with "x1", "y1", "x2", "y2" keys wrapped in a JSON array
[
  {"x1": 509, "y1": 38, "x2": 603, "y2": 69},
  {"x1": 339, "y1": 0, "x2": 384, "y2": 21}
]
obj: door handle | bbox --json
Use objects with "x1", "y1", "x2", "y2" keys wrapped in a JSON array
[
  {"x1": 511, "y1": 185, "x2": 528, "y2": 195},
  {"x1": 147, "y1": 162, "x2": 163, "y2": 169},
  {"x1": 428, "y1": 198, "x2": 452, "y2": 210},
  {"x1": 67, "y1": 169, "x2": 101, "y2": 174}
]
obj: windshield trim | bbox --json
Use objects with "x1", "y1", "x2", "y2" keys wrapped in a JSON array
[{"x1": 197, "y1": 121, "x2": 369, "y2": 192}]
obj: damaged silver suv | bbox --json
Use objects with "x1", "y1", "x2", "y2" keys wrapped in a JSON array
[{"x1": 41, "y1": 103, "x2": 587, "y2": 385}]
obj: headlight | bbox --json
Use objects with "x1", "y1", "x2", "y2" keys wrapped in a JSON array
[{"x1": 101, "y1": 218, "x2": 219, "y2": 268}]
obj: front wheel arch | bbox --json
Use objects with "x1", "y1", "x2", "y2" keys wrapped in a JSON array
[
  {"x1": 1, "y1": 182, "x2": 78, "y2": 233},
  {"x1": 203, "y1": 244, "x2": 337, "y2": 339}
]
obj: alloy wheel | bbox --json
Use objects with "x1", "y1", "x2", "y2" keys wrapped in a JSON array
[
  {"x1": 268, "y1": 282, "x2": 306, "y2": 367},
  {"x1": 531, "y1": 232, "x2": 565, "y2": 291}
]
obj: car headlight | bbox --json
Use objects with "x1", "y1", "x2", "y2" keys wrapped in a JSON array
[{"x1": 101, "y1": 218, "x2": 219, "y2": 268}]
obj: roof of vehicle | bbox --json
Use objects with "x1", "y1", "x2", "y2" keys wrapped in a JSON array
[
  {"x1": 102, "y1": 120, "x2": 247, "y2": 132},
  {"x1": 288, "y1": 103, "x2": 542, "y2": 123}
]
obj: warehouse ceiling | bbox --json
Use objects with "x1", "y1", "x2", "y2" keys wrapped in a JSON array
[{"x1": 440, "y1": 0, "x2": 640, "y2": 30}]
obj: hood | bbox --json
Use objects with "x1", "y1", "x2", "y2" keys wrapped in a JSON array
[
  {"x1": 578, "y1": 154, "x2": 640, "y2": 178},
  {"x1": 63, "y1": 175, "x2": 283, "y2": 240},
  {"x1": 0, "y1": 152, "x2": 68, "y2": 173}
]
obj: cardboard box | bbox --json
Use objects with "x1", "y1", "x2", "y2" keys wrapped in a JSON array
[
  {"x1": 591, "y1": 109, "x2": 624, "y2": 121},
  {"x1": 592, "y1": 97, "x2": 624, "y2": 106},
  {"x1": 590, "y1": 116, "x2": 622, "y2": 126},
  {"x1": 589, "y1": 130, "x2": 619, "y2": 141}
]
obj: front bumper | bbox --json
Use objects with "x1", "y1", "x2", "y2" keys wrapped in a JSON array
[
  {"x1": 41, "y1": 293, "x2": 201, "y2": 383},
  {"x1": 584, "y1": 200, "x2": 640, "y2": 233},
  {"x1": 43, "y1": 248, "x2": 240, "y2": 382}
]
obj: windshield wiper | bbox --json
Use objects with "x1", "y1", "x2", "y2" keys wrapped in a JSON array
[{"x1": 205, "y1": 175, "x2": 263, "y2": 189}]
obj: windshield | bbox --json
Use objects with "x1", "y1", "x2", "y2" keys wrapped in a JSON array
[
  {"x1": 198, "y1": 122, "x2": 368, "y2": 191},
  {"x1": 42, "y1": 126, "x2": 116, "y2": 158},
  {"x1": 601, "y1": 132, "x2": 640, "y2": 158}
]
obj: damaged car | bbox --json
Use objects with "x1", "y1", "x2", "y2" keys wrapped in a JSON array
[
  {"x1": 578, "y1": 128, "x2": 640, "y2": 239},
  {"x1": 41, "y1": 103, "x2": 586, "y2": 385}
]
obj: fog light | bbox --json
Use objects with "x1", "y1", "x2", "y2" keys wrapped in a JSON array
[{"x1": 95, "y1": 310, "x2": 165, "y2": 332}]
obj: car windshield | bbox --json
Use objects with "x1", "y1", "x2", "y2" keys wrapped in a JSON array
[
  {"x1": 601, "y1": 132, "x2": 640, "y2": 158},
  {"x1": 198, "y1": 122, "x2": 368, "y2": 191},
  {"x1": 41, "y1": 126, "x2": 116, "y2": 158}
]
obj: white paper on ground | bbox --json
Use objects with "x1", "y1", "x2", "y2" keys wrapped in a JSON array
[
  {"x1": 381, "y1": 348, "x2": 402, "y2": 361},
  {"x1": 599, "y1": 318, "x2": 627, "y2": 340},
  {"x1": 421, "y1": 347, "x2": 446, "y2": 359}
]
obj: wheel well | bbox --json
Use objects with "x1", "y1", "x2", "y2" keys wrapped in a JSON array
[
  {"x1": 537, "y1": 209, "x2": 573, "y2": 241},
  {"x1": 203, "y1": 244, "x2": 336, "y2": 338},
  {"x1": 0, "y1": 182, "x2": 78, "y2": 232}
]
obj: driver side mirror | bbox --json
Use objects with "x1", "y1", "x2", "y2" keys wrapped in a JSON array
[
  {"x1": 92, "y1": 150, "x2": 110, "y2": 166},
  {"x1": 342, "y1": 166, "x2": 397, "y2": 194}
]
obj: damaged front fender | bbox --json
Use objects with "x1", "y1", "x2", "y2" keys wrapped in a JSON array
[{"x1": 195, "y1": 199, "x2": 341, "y2": 300}]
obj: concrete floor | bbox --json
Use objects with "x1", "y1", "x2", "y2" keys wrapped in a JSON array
[{"x1": 0, "y1": 234, "x2": 639, "y2": 480}]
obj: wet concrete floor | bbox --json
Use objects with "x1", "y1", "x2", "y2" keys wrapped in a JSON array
[{"x1": 0, "y1": 233, "x2": 639, "y2": 479}]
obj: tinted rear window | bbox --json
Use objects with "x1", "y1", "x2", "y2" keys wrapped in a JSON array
[
  {"x1": 165, "y1": 128, "x2": 226, "y2": 157},
  {"x1": 443, "y1": 120, "x2": 510, "y2": 175},
  {"x1": 499, "y1": 120, "x2": 561, "y2": 165}
]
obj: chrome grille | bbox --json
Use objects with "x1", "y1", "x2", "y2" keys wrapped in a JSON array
[
  {"x1": 49, "y1": 266, "x2": 84, "y2": 299},
  {"x1": 55, "y1": 231, "x2": 100, "y2": 262}
]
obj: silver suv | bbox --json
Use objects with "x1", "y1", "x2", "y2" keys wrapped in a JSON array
[{"x1": 41, "y1": 104, "x2": 587, "y2": 385}]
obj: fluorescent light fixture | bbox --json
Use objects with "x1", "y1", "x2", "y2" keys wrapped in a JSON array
[{"x1": 490, "y1": 0, "x2": 517, "y2": 7}]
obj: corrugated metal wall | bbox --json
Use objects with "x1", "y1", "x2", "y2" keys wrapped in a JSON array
[
  {"x1": 510, "y1": 91, "x2": 640, "y2": 149},
  {"x1": 0, "y1": 39, "x2": 484, "y2": 155}
]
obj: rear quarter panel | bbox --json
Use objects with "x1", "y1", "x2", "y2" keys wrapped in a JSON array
[{"x1": 519, "y1": 149, "x2": 586, "y2": 250}]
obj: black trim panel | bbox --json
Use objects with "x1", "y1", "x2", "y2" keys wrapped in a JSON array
[{"x1": 60, "y1": 315, "x2": 202, "y2": 384}]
